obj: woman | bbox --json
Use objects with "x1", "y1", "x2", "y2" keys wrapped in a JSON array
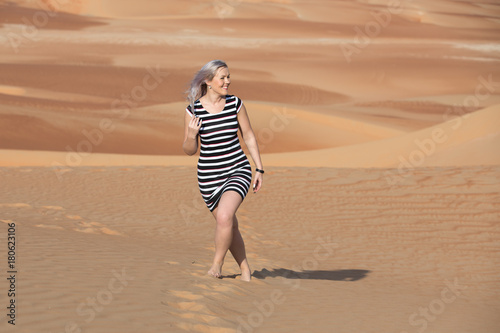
[{"x1": 183, "y1": 60, "x2": 264, "y2": 282}]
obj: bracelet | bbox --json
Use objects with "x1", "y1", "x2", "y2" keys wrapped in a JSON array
[{"x1": 255, "y1": 168, "x2": 265, "y2": 174}]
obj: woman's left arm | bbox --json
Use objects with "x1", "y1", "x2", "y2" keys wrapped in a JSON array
[{"x1": 238, "y1": 103, "x2": 264, "y2": 193}]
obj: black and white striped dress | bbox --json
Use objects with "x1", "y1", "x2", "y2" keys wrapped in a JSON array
[{"x1": 186, "y1": 95, "x2": 252, "y2": 211}]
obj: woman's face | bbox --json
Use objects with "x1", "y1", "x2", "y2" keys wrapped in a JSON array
[{"x1": 207, "y1": 67, "x2": 231, "y2": 96}]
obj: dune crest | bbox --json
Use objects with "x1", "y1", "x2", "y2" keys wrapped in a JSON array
[
  {"x1": 0, "y1": 1, "x2": 499, "y2": 332},
  {"x1": 262, "y1": 104, "x2": 500, "y2": 168},
  {"x1": 1, "y1": 105, "x2": 498, "y2": 168}
]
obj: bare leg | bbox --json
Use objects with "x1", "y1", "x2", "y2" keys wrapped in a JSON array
[
  {"x1": 208, "y1": 191, "x2": 251, "y2": 281},
  {"x1": 228, "y1": 216, "x2": 251, "y2": 281}
]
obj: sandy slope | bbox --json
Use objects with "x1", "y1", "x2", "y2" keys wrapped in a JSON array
[
  {"x1": 263, "y1": 104, "x2": 500, "y2": 168},
  {"x1": 0, "y1": 103, "x2": 498, "y2": 168},
  {"x1": 0, "y1": 0, "x2": 499, "y2": 332},
  {"x1": 0, "y1": 166, "x2": 499, "y2": 333},
  {"x1": 1, "y1": 1, "x2": 499, "y2": 161}
]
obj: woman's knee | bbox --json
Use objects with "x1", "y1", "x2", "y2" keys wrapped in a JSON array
[{"x1": 216, "y1": 210, "x2": 234, "y2": 228}]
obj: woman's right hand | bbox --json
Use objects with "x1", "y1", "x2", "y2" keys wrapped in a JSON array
[{"x1": 187, "y1": 116, "x2": 202, "y2": 139}]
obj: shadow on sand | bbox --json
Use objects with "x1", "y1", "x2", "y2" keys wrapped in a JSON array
[{"x1": 223, "y1": 268, "x2": 370, "y2": 281}]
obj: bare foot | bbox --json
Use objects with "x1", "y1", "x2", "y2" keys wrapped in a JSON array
[
  {"x1": 240, "y1": 268, "x2": 251, "y2": 282},
  {"x1": 207, "y1": 261, "x2": 223, "y2": 279},
  {"x1": 240, "y1": 262, "x2": 251, "y2": 282}
]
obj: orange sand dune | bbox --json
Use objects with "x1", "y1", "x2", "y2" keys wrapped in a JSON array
[
  {"x1": 1, "y1": 104, "x2": 497, "y2": 168},
  {"x1": 1, "y1": 0, "x2": 499, "y2": 332},
  {"x1": 1, "y1": 166, "x2": 499, "y2": 333},
  {"x1": 0, "y1": 1, "x2": 105, "y2": 29},
  {"x1": 263, "y1": 104, "x2": 500, "y2": 168}
]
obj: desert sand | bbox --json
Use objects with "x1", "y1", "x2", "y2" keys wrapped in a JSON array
[{"x1": 0, "y1": 0, "x2": 499, "y2": 332}]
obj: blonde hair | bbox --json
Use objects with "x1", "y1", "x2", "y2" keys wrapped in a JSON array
[{"x1": 186, "y1": 60, "x2": 228, "y2": 113}]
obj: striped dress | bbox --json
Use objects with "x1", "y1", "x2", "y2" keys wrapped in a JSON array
[{"x1": 186, "y1": 95, "x2": 252, "y2": 211}]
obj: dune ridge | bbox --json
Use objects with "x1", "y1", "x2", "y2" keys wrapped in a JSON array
[
  {"x1": 1, "y1": 104, "x2": 497, "y2": 168},
  {"x1": 263, "y1": 104, "x2": 500, "y2": 168},
  {"x1": 1, "y1": 1, "x2": 499, "y2": 333}
]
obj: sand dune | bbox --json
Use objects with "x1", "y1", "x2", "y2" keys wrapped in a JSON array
[
  {"x1": 0, "y1": 1, "x2": 105, "y2": 29},
  {"x1": 263, "y1": 104, "x2": 500, "y2": 168},
  {"x1": 1, "y1": 104, "x2": 497, "y2": 168},
  {"x1": 1, "y1": 166, "x2": 499, "y2": 333},
  {"x1": 0, "y1": 0, "x2": 499, "y2": 332}
]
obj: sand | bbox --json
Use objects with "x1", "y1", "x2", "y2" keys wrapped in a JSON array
[{"x1": 0, "y1": 0, "x2": 499, "y2": 332}]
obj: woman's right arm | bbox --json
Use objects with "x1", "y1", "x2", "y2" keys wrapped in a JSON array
[{"x1": 183, "y1": 112, "x2": 202, "y2": 156}]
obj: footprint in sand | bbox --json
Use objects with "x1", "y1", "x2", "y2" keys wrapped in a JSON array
[
  {"x1": 164, "y1": 298, "x2": 232, "y2": 332},
  {"x1": 41, "y1": 205, "x2": 64, "y2": 210},
  {"x1": 66, "y1": 215, "x2": 83, "y2": 220},
  {"x1": 35, "y1": 224, "x2": 64, "y2": 230},
  {"x1": 170, "y1": 290, "x2": 204, "y2": 301},
  {"x1": 166, "y1": 300, "x2": 210, "y2": 313},
  {"x1": 38, "y1": 206, "x2": 67, "y2": 219},
  {"x1": 0, "y1": 203, "x2": 31, "y2": 208},
  {"x1": 164, "y1": 286, "x2": 244, "y2": 333},
  {"x1": 73, "y1": 221, "x2": 123, "y2": 236},
  {"x1": 0, "y1": 202, "x2": 124, "y2": 236}
]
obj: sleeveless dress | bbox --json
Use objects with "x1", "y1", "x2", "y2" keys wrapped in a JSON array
[{"x1": 186, "y1": 95, "x2": 252, "y2": 211}]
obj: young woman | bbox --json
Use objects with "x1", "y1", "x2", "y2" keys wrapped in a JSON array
[{"x1": 183, "y1": 60, "x2": 264, "y2": 282}]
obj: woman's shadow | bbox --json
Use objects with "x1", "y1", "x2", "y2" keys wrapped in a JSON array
[{"x1": 224, "y1": 268, "x2": 370, "y2": 281}]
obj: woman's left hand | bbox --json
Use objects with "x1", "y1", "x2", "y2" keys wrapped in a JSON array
[{"x1": 253, "y1": 172, "x2": 263, "y2": 193}]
